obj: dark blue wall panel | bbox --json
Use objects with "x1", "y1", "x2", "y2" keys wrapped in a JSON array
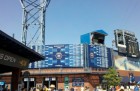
[{"x1": 88, "y1": 45, "x2": 112, "y2": 68}]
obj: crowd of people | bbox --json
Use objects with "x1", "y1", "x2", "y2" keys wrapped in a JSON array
[
  {"x1": 2, "y1": 84, "x2": 140, "y2": 91},
  {"x1": 21, "y1": 84, "x2": 55, "y2": 91},
  {"x1": 94, "y1": 84, "x2": 140, "y2": 91}
]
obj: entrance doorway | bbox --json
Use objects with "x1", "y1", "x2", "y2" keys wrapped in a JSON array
[
  {"x1": 23, "y1": 78, "x2": 36, "y2": 88},
  {"x1": 43, "y1": 77, "x2": 57, "y2": 89}
]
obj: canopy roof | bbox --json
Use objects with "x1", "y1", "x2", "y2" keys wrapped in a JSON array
[{"x1": 0, "y1": 30, "x2": 44, "y2": 73}]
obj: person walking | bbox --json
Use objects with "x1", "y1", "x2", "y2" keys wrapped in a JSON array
[
  {"x1": 134, "y1": 84, "x2": 139, "y2": 91},
  {"x1": 81, "y1": 86, "x2": 84, "y2": 91}
]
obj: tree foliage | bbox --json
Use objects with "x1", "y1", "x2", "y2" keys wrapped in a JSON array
[{"x1": 103, "y1": 67, "x2": 122, "y2": 87}]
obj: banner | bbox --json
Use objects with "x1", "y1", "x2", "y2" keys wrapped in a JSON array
[
  {"x1": 64, "y1": 77, "x2": 69, "y2": 90},
  {"x1": 88, "y1": 45, "x2": 112, "y2": 68},
  {"x1": 29, "y1": 44, "x2": 84, "y2": 68},
  {"x1": 114, "y1": 51, "x2": 140, "y2": 71},
  {"x1": 72, "y1": 78, "x2": 84, "y2": 87},
  {"x1": 0, "y1": 49, "x2": 29, "y2": 69}
]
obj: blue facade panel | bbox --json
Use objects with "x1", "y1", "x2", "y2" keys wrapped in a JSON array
[
  {"x1": 88, "y1": 45, "x2": 112, "y2": 68},
  {"x1": 29, "y1": 44, "x2": 84, "y2": 68},
  {"x1": 107, "y1": 48, "x2": 113, "y2": 67},
  {"x1": 80, "y1": 33, "x2": 90, "y2": 44},
  {"x1": 29, "y1": 44, "x2": 112, "y2": 68},
  {"x1": 80, "y1": 30, "x2": 108, "y2": 45}
]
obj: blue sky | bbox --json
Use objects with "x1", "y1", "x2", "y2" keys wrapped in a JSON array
[{"x1": 0, "y1": 0, "x2": 140, "y2": 48}]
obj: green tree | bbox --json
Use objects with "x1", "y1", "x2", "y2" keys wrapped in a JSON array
[{"x1": 103, "y1": 67, "x2": 122, "y2": 88}]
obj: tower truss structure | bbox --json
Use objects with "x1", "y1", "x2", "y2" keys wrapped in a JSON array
[{"x1": 20, "y1": 0, "x2": 51, "y2": 54}]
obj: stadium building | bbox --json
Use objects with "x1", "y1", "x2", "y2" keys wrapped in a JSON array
[{"x1": 0, "y1": 29, "x2": 140, "y2": 91}]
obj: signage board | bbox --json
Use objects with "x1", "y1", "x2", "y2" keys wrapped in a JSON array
[
  {"x1": 72, "y1": 78, "x2": 84, "y2": 87},
  {"x1": 114, "y1": 29, "x2": 139, "y2": 57},
  {"x1": 88, "y1": 45, "x2": 112, "y2": 68},
  {"x1": 0, "y1": 81, "x2": 4, "y2": 85},
  {"x1": 126, "y1": 40, "x2": 139, "y2": 58},
  {"x1": 29, "y1": 44, "x2": 84, "y2": 68},
  {"x1": 64, "y1": 77, "x2": 69, "y2": 90},
  {"x1": 0, "y1": 49, "x2": 29, "y2": 69}
]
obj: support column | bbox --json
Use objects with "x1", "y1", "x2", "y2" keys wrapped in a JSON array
[{"x1": 11, "y1": 68, "x2": 22, "y2": 91}]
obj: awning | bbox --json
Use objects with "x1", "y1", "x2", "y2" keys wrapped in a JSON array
[
  {"x1": 0, "y1": 30, "x2": 45, "y2": 73},
  {"x1": 0, "y1": 30, "x2": 45, "y2": 62}
]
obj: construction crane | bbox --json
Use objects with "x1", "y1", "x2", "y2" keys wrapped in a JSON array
[{"x1": 20, "y1": 0, "x2": 51, "y2": 54}]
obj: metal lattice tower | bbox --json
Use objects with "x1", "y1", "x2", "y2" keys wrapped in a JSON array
[{"x1": 20, "y1": 0, "x2": 51, "y2": 54}]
